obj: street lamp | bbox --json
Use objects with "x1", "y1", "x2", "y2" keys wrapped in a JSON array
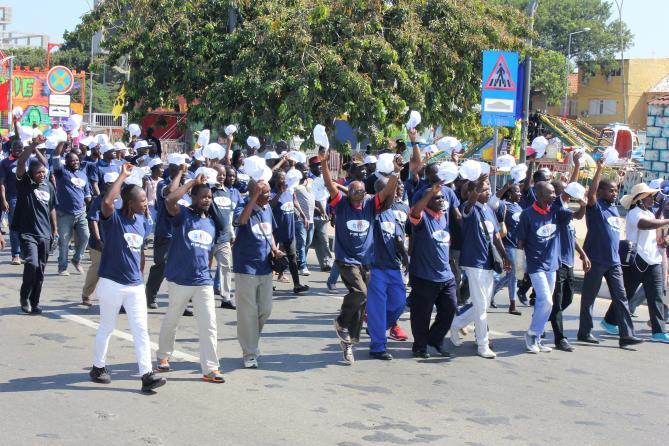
[{"x1": 563, "y1": 27, "x2": 590, "y2": 117}]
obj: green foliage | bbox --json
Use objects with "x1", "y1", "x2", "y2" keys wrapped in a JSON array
[
  {"x1": 532, "y1": 50, "x2": 568, "y2": 106},
  {"x1": 8, "y1": 47, "x2": 90, "y2": 72},
  {"x1": 82, "y1": 0, "x2": 530, "y2": 141}
]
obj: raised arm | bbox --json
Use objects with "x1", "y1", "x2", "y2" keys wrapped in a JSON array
[
  {"x1": 377, "y1": 155, "x2": 403, "y2": 204},
  {"x1": 522, "y1": 160, "x2": 534, "y2": 193},
  {"x1": 319, "y1": 147, "x2": 339, "y2": 200},
  {"x1": 569, "y1": 151, "x2": 582, "y2": 184},
  {"x1": 224, "y1": 134, "x2": 233, "y2": 165},
  {"x1": 464, "y1": 174, "x2": 488, "y2": 214},
  {"x1": 410, "y1": 182, "x2": 440, "y2": 220},
  {"x1": 166, "y1": 173, "x2": 206, "y2": 217},
  {"x1": 407, "y1": 128, "x2": 421, "y2": 175},
  {"x1": 587, "y1": 157, "x2": 605, "y2": 208},
  {"x1": 16, "y1": 139, "x2": 42, "y2": 179},
  {"x1": 102, "y1": 163, "x2": 132, "y2": 218},
  {"x1": 236, "y1": 180, "x2": 266, "y2": 226}
]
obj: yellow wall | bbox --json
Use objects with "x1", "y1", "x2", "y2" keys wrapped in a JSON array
[{"x1": 574, "y1": 58, "x2": 669, "y2": 129}]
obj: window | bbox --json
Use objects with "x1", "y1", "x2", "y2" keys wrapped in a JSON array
[{"x1": 588, "y1": 99, "x2": 617, "y2": 116}]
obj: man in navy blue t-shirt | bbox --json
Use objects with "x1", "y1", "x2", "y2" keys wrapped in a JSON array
[
  {"x1": 156, "y1": 170, "x2": 224, "y2": 383},
  {"x1": 321, "y1": 147, "x2": 402, "y2": 365},
  {"x1": 0, "y1": 140, "x2": 25, "y2": 264},
  {"x1": 578, "y1": 157, "x2": 641, "y2": 348}
]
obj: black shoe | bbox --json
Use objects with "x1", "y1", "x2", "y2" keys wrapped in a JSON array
[
  {"x1": 293, "y1": 285, "x2": 310, "y2": 294},
  {"x1": 20, "y1": 304, "x2": 31, "y2": 314},
  {"x1": 321, "y1": 265, "x2": 332, "y2": 272},
  {"x1": 220, "y1": 300, "x2": 236, "y2": 310},
  {"x1": 148, "y1": 302, "x2": 158, "y2": 309},
  {"x1": 428, "y1": 342, "x2": 453, "y2": 357},
  {"x1": 577, "y1": 334, "x2": 600, "y2": 344},
  {"x1": 490, "y1": 301, "x2": 498, "y2": 309},
  {"x1": 30, "y1": 306, "x2": 43, "y2": 315},
  {"x1": 517, "y1": 293, "x2": 528, "y2": 306},
  {"x1": 529, "y1": 297, "x2": 536, "y2": 307},
  {"x1": 556, "y1": 338, "x2": 574, "y2": 352},
  {"x1": 119, "y1": 306, "x2": 126, "y2": 314},
  {"x1": 412, "y1": 350, "x2": 430, "y2": 359},
  {"x1": 183, "y1": 308, "x2": 194, "y2": 317},
  {"x1": 89, "y1": 366, "x2": 112, "y2": 384},
  {"x1": 213, "y1": 288, "x2": 221, "y2": 296},
  {"x1": 619, "y1": 336, "x2": 644, "y2": 348},
  {"x1": 369, "y1": 351, "x2": 393, "y2": 360},
  {"x1": 141, "y1": 371, "x2": 166, "y2": 393}
]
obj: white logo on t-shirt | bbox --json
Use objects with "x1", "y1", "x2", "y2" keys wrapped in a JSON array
[
  {"x1": 432, "y1": 230, "x2": 451, "y2": 244},
  {"x1": 34, "y1": 189, "x2": 50, "y2": 203},
  {"x1": 482, "y1": 220, "x2": 495, "y2": 236},
  {"x1": 214, "y1": 196, "x2": 232, "y2": 208},
  {"x1": 346, "y1": 219, "x2": 370, "y2": 234},
  {"x1": 512, "y1": 212, "x2": 521, "y2": 223},
  {"x1": 567, "y1": 221, "x2": 575, "y2": 234},
  {"x1": 380, "y1": 221, "x2": 396, "y2": 234},
  {"x1": 123, "y1": 233, "x2": 144, "y2": 251},
  {"x1": 177, "y1": 198, "x2": 191, "y2": 207},
  {"x1": 607, "y1": 216, "x2": 622, "y2": 231},
  {"x1": 280, "y1": 201, "x2": 294, "y2": 213},
  {"x1": 442, "y1": 200, "x2": 450, "y2": 212},
  {"x1": 187, "y1": 230, "x2": 213, "y2": 247},
  {"x1": 536, "y1": 223, "x2": 557, "y2": 238},
  {"x1": 71, "y1": 177, "x2": 86, "y2": 188},
  {"x1": 11, "y1": 166, "x2": 17, "y2": 174},
  {"x1": 251, "y1": 222, "x2": 273, "y2": 238},
  {"x1": 393, "y1": 210, "x2": 407, "y2": 223},
  {"x1": 237, "y1": 173, "x2": 249, "y2": 182}
]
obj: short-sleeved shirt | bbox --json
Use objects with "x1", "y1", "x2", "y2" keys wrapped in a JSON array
[
  {"x1": 517, "y1": 202, "x2": 572, "y2": 274},
  {"x1": 391, "y1": 201, "x2": 410, "y2": 233},
  {"x1": 165, "y1": 205, "x2": 216, "y2": 286},
  {"x1": 234, "y1": 168, "x2": 250, "y2": 194},
  {"x1": 329, "y1": 192, "x2": 378, "y2": 265},
  {"x1": 409, "y1": 208, "x2": 453, "y2": 282},
  {"x1": 11, "y1": 174, "x2": 55, "y2": 238},
  {"x1": 271, "y1": 190, "x2": 296, "y2": 244},
  {"x1": 555, "y1": 198, "x2": 576, "y2": 267},
  {"x1": 52, "y1": 157, "x2": 90, "y2": 214},
  {"x1": 98, "y1": 210, "x2": 147, "y2": 286},
  {"x1": 81, "y1": 160, "x2": 99, "y2": 192},
  {"x1": 153, "y1": 180, "x2": 192, "y2": 239},
  {"x1": 498, "y1": 200, "x2": 523, "y2": 249},
  {"x1": 371, "y1": 207, "x2": 404, "y2": 270},
  {"x1": 583, "y1": 198, "x2": 623, "y2": 268},
  {"x1": 96, "y1": 160, "x2": 119, "y2": 194},
  {"x1": 520, "y1": 186, "x2": 538, "y2": 209},
  {"x1": 232, "y1": 200, "x2": 275, "y2": 275},
  {"x1": 209, "y1": 186, "x2": 242, "y2": 244},
  {"x1": 626, "y1": 206, "x2": 662, "y2": 265},
  {"x1": 459, "y1": 202, "x2": 499, "y2": 270},
  {"x1": 0, "y1": 157, "x2": 19, "y2": 200},
  {"x1": 87, "y1": 195, "x2": 122, "y2": 250}
]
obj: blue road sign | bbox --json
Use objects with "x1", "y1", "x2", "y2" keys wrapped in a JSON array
[{"x1": 481, "y1": 50, "x2": 519, "y2": 127}]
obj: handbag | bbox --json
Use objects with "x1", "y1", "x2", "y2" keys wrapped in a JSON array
[
  {"x1": 257, "y1": 212, "x2": 289, "y2": 273},
  {"x1": 476, "y1": 206, "x2": 504, "y2": 274}
]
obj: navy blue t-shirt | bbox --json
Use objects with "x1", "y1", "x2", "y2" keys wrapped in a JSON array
[
  {"x1": 165, "y1": 205, "x2": 216, "y2": 286},
  {"x1": 271, "y1": 190, "x2": 296, "y2": 244},
  {"x1": 330, "y1": 192, "x2": 378, "y2": 265},
  {"x1": 234, "y1": 168, "x2": 250, "y2": 194},
  {"x1": 87, "y1": 195, "x2": 123, "y2": 250},
  {"x1": 498, "y1": 200, "x2": 523, "y2": 249},
  {"x1": 81, "y1": 160, "x2": 99, "y2": 193},
  {"x1": 0, "y1": 157, "x2": 19, "y2": 200},
  {"x1": 459, "y1": 202, "x2": 499, "y2": 270},
  {"x1": 153, "y1": 180, "x2": 192, "y2": 239},
  {"x1": 98, "y1": 210, "x2": 147, "y2": 286},
  {"x1": 11, "y1": 174, "x2": 56, "y2": 238},
  {"x1": 232, "y1": 200, "x2": 275, "y2": 275},
  {"x1": 583, "y1": 198, "x2": 623, "y2": 268},
  {"x1": 371, "y1": 207, "x2": 404, "y2": 270},
  {"x1": 409, "y1": 208, "x2": 454, "y2": 282},
  {"x1": 519, "y1": 186, "x2": 538, "y2": 209},
  {"x1": 391, "y1": 201, "x2": 410, "y2": 234},
  {"x1": 52, "y1": 157, "x2": 90, "y2": 214},
  {"x1": 517, "y1": 202, "x2": 572, "y2": 274},
  {"x1": 96, "y1": 160, "x2": 118, "y2": 194},
  {"x1": 209, "y1": 186, "x2": 242, "y2": 244}
]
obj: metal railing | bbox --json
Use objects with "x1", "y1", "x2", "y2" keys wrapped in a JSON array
[{"x1": 84, "y1": 113, "x2": 127, "y2": 129}]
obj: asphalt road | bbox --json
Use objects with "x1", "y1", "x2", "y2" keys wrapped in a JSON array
[{"x1": 0, "y1": 247, "x2": 667, "y2": 446}]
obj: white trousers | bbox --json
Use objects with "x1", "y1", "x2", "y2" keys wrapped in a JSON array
[
  {"x1": 93, "y1": 278, "x2": 153, "y2": 375},
  {"x1": 157, "y1": 282, "x2": 220, "y2": 373},
  {"x1": 451, "y1": 267, "x2": 494, "y2": 348},
  {"x1": 212, "y1": 242, "x2": 233, "y2": 301}
]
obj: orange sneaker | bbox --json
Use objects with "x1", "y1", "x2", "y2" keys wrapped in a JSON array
[{"x1": 388, "y1": 323, "x2": 409, "y2": 341}]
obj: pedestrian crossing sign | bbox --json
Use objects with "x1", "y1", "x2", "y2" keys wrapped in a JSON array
[
  {"x1": 484, "y1": 54, "x2": 516, "y2": 91},
  {"x1": 480, "y1": 50, "x2": 519, "y2": 127}
]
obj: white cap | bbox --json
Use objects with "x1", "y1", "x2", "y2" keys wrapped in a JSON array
[
  {"x1": 85, "y1": 126, "x2": 92, "y2": 132},
  {"x1": 12, "y1": 106, "x2": 23, "y2": 118},
  {"x1": 510, "y1": 163, "x2": 528, "y2": 184},
  {"x1": 65, "y1": 114, "x2": 82, "y2": 133},
  {"x1": 479, "y1": 162, "x2": 491, "y2": 176},
  {"x1": 79, "y1": 136, "x2": 96, "y2": 147},
  {"x1": 376, "y1": 153, "x2": 395, "y2": 174},
  {"x1": 197, "y1": 129, "x2": 210, "y2": 148},
  {"x1": 99, "y1": 144, "x2": 117, "y2": 155},
  {"x1": 436, "y1": 137, "x2": 462, "y2": 154},
  {"x1": 603, "y1": 146, "x2": 619, "y2": 165},
  {"x1": 194, "y1": 166, "x2": 218, "y2": 185},
  {"x1": 103, "y1": 172, "x2": 120, "y2": 183},
  {"x1": 244, "y1": 155, "x2": 266, "y2": 181},
  {"x1": 459, "y1": 159, "x2": 482, "y2": 181},
  {"x1": 313, "y1": 124, "x2": 329, "y2": 150},
  {"x1": 437, "y1": 161, "x2": 459, "y2": 184},
  {"x1": 35, "y1": 142, "x2": 47, "y2": 149},
  {"x1": 113, "y1": 141, "x2": 128, "y2": 152},
  {"x1": 19, "y1": 126, "x2": 33, "y2": 142},
  {"x1": 203, "y1": 143, "x2": 223, "y2": 159},
  {"x1": 127, "y1": 123, "x2": 141, "y2": 137},
  {"x1": 405, "y1": 110, "x2": 421, "y2": 130},
  {"x1": 50, "y1": 128, "x2": 68, "y2": 143},
  {"x1": 148, "y1": 158, "x2": 163, "y2": 169},
  {"x1": 247, "y1": 136, "x2": 261, "y2": 150},
  {"x1": 288, "y1": 151, "x2": 307, "y2": 164},
  {"x1": 496, "y1": 154, "x2": 516, "y2": 172},
  {"x1": 134, "y1": 140, "x2": 149, "y2": 150},
  {"x1": 530, "y1": 136, "x2": 549, "y2": 158},
  {"x1": 96, "y1": 134, "x2": 110, "y2": 146},
  {"x1": 264, "y1": 151, "x2": 280, "y2": 160},
  {"x1": 285, "y1": 168, "x2": 303, "y2": 191},
  {"x1": 224, "y1": 124, "x2": 237, "y2": 136},
  {"x1": 364, "y1": 155, "x2": 378, "y2": 164},
  {"x1": 167, "y1": 153, "x2": 189, "y2": 165},
  {"x1": 193, "y1": 149, "x2": 206, "y2": 161},
  {"x1": 564, "y1": 182, "x2": 586, "y2": 200}
]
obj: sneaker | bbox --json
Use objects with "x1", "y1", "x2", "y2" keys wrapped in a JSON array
[
  {"x1": 333, "y1": 318, "x2": 351, "y2": 343},
  {"x1": 299, "y1": 267, "x2": 311, "y2": 276},
  {"x1": 517, "y1": 292, "x2": 528, "y2": 306},
  {"x1": 183, "y1": 308, "x2": 194, "y2": 317},
  {"x1": 600, "y1": 320, "x2": 619, "y2": 336},
  {"x1": 293, "y1": 284, "x2": 310, "y2": 294},
  {"x1": 326, "y1": 283, "x2": 338, "y2": 294},
  {"x1": 369, "y1": 351, "x2": 393, "y2": 360},
  {"x1": 388, "y1": 324, "x2": 409, "y2": 341},
  {"x1": 537, "y1": 340, "x2": 552, "y2": 353},
  {"x1": 450, "y1": 328, "x2": 463, "y2": 347},
  {"x1": 556, "y1": 338, "x2": 575, "y2": 352},
  {"x1": 148, "y1": 301, "x2": 158, "y2": 309},
  {"x1": 89, "y1": 366, "x2": 112, "y2": 384},
  {"x1": 30, "y1": 306, "x2": 43, "y2": 315},
  {"x1": 341, "y1": 341, "x2": 355, "y2": 365},
  {"x1": 477, "y1": 346, "x2": 497, "y2": 359},
  {"x1": 72, "y1": 262, "x2": 84, "y2": 274},
  {"x1": 58, "y1": 270, "x2": 70, "y2": 276},
  {"x1": 20, "y1": 304, "x2": 31, "y2": 314},
  {"x1": 220, "y1": 299, "x2": 236, "y2": 310},
  {"x1": 141, "y1": 371, "x2": 166, "y2": 393},
  {"x1": 202, "y1": 370, "x2": 226, "y2": 383},
  {"x1": 650, "y1": 333, "x2": 669, "y2": 344},
  {"x1": 243, "y1": 357, "x2": 259, "y2": 369},
  {"x1": 525, "y1": 332, "x2": 540, "y2": 354}
]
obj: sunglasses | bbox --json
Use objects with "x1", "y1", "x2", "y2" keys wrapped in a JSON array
[
  {"x1": 350, "y1": 189, "x2": 366, "y2": 195},
  {"x1": 432, "y1": 195, "x2": 444, "y2": 200}
]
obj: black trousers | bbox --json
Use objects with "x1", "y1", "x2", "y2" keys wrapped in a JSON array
[
  {"x1": 280, "y1": 239, "x2": 301, "y2": 287},
  {"x1": 550, "y1": 264, "x2": 574, "y2": 342},
  {"x1": 336, "y1": 261, "x2": 370, "y2": 342},
  {"x1": 145, "y1": 236, "x2": 171, "y2": 302},
  {"x1": 604, "y1": 261, "x2": 666, "y2": 334},
  {"x1": 409, "y1": 275, "x2": 458, "y2": 352},
  {"x1": 19, "y1": 234, "x2": 50, "y2": 307}
]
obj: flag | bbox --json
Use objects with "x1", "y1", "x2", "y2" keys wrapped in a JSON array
[{"x1": 112, "y1": 84, "x2": 126, "y2": 119}]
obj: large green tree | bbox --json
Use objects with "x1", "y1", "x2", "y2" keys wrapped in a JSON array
[{"x1": 82, "y1": 0, "x2": 529, "y2": 142}]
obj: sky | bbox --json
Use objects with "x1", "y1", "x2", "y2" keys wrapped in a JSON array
[{"x1": 1, "y1": 0, "x2": 668, "y2": 59}]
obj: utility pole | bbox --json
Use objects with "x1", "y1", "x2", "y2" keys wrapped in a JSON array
[
  {"x1": 614, "y1": 0, "x2": 627, "y2": 124},
  {"x1": 519, "y1": 0, "x2": 538, "y2": 163}
]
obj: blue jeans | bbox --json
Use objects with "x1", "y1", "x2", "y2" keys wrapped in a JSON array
[
  {"x1": 493, "y1": 246, "x2": 517, "y2": 303},
  {"x1": 327, "y1": 262, "x2": 340, "y2": 287},
  {"x1": 367, "y1": 268, "x2": 406, "y2": 352},
  {"x1": 528, "y1": 271, "x2": 556, "y2": 336},
  {"x1": 295, "y1": 218, "x2": 314, "y2": 270},
  {"x1": 57, "y1": 210, "x2": 90, "y2": 271},
  {"x1": 7, "y1": 197, "x2": 20, "y2": 257}
]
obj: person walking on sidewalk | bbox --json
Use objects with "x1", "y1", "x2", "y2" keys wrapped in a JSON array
[
  {"x1": 156, "y1": 169, "x2": 225, "y2": 383},
  {"x1": 307, "y1": 156, "x2": 333, "y2": 271},
  {"x1": 89, "y1": 163, "x2": 166, "y2": 393}
]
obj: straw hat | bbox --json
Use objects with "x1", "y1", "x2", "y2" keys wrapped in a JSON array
[{"x1": 620, "y1": 183, "x2": 659, "y2": 209}]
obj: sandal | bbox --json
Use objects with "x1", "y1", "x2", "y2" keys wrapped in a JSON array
[
  {"x1": 277, "y1": 274, "x2": 289, "y2": 283},
  {"x1": 202, "y1": 370, "x2": 225, "y2": 383},
  {"x1": 155, "y1": 360, "x2": 170, "y2": 372}
]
